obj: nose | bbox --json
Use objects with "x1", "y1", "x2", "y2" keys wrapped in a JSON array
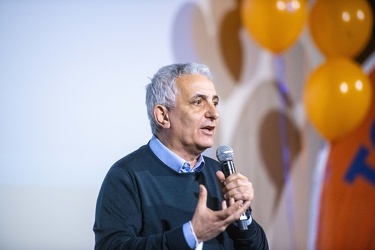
[{"x1": 206, "y1": 102, "x2": 219, "y2": 120}]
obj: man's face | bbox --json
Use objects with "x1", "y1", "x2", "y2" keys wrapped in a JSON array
[{"x1": 167, "y1": 74, "x2": 219, "y2": 155}]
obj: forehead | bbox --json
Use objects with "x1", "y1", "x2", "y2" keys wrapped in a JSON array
[{"x1": 175, "y1": 74, "x2": 216, "y2": 95}]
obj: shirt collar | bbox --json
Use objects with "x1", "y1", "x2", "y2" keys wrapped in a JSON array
[{"x1": 149, "y1": 135, "x2": 205, "y2": 173}]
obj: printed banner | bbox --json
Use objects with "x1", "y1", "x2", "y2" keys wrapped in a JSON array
[{"x1": 317, "y1": 66, "x2": 375, "y2": 249}]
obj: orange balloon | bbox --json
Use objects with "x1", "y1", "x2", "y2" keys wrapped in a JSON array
[
  {"x1": 303, "y1": 58, "x2": 372, "y2": 141},
  {"x1": 241, "y1": 0, "x2": 307, "y2": 53},
  {"x1": 309, "y1": 0, "x2": 373, "y2": 58}
]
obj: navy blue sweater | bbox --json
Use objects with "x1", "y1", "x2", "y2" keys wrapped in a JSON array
[{"x1": 94, "y1": 144, "x2": 268, "y2": 249}]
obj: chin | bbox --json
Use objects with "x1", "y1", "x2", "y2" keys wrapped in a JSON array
[{"x1": 198, "y1": 141, "x2": 214, "y2": 150}]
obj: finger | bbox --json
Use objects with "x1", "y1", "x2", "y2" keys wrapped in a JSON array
[
  {"x1": 220, "y1": 200, "x2": 248, "y2": 223},
  {"x1": 221, "y1": 197, "x2": 234, "y2": 211},
  {"x1": 221, "y1": 200, "x2": 227, "y2": 210},
  {"x1": 237, "y1": 200, "x2": 251, "y2": 214},
  {"x1": 224, "y1": 178, "x2": 253, "y2": 201},
  {"x1": 225, "y1": 174, "x2": 249, "y2": 189},
  {"x1": 226, "y1": 185, "x2": 252, "y2": 200},
  {"x1": 216, "y1": 171, "x2": 226, "y2": 185},
  {"x1": 225, "y1": 172, "x2": 247, "y2": 182},
  {"x1": 229, "y1": 197, "x2": 235, "y2": 206},
  {"x1": 197, "y1": 184, "x2": 208, "y2": 208},
  {"x1": 236, "y1": 200, "x2": 250, "y2": 213},
  {"x1": 217, "y1": 200, "x2": 251, "y2": 226},
  {"x1": 216, "y1": 201, "x2": 240, "y2": 220}
]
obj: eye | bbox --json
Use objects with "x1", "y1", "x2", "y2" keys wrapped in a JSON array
[
  {"x1": 193, "y1": 98, "x2": 202, "y2": 106},
  {"x1": 213, "y1": 99, "x2": 219, "y2": 107}
]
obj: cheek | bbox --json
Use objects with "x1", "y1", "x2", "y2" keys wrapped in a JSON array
[
  {"x1": 170, "y1": 109, "x2": 202, "y2": 131},
  {"x1": 178, "y1": 112, "x2": 199, "y2": 125}
]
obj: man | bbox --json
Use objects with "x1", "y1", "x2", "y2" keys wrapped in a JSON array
[{"x1": 94, "y1": 63, "x2": 268, "y2": 249}]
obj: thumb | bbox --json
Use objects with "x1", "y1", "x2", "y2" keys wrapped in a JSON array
[
  {"x1": 216, "y1": 171, "x2": 226, "y2": 184},
  {"x1": 197, "y1": 184, "x2": 207, "y2": 208}
]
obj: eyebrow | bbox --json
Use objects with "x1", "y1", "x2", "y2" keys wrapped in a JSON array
[{"x1": 192, "y1": 94, "x2": 219, "y2": 101}]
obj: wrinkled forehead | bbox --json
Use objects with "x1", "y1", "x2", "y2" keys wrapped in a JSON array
[{"x1": 175, "y1": 74, "x2": 216, "y2": 93}]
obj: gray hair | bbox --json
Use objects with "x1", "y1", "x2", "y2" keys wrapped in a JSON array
[{"x1": 145, "y1": 62, "x2": 213, "y2": 134}]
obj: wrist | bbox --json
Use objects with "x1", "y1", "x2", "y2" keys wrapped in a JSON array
[{"x1": 182, "y1": 221, "x2": 199, "y2": 248}]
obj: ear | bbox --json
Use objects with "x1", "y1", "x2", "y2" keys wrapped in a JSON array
[{"x1": 154, "y1": 105, "x2": 170, "y2": 128}]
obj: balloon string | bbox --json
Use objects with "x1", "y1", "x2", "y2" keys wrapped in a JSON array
[{"x1": 274, "y1": 55, "x2": 296, "y2": 250}]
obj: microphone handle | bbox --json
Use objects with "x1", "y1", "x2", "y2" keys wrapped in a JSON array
[{"x1": 222, "y1": 160, "x2": 248, "y2": 231}]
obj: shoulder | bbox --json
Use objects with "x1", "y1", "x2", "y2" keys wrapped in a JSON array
[
  {"x1": 203, "y1": 155, "x2": 221, "y2": 170},
  {"x1": 111, "y1": 144, "x2": 157, "y2": 172},
  {"x1": 203, "y1": 155, "x2": 220, "y2": 165},
  {"x1": 101, "y1": 144, "x2": 159, "y2": 185}
]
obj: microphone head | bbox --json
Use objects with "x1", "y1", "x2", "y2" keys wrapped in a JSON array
[{"x1": 216, "y1": 145, "x2": 234, "y2": 162}]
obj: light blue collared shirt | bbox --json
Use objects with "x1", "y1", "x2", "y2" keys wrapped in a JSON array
[{"x1": 149, "y1": 135, "x2": 205, "y2": 173}]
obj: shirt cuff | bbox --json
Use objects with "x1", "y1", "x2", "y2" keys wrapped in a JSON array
[
  {"x1": 233, "y1": 215, "x2": 253, "y2": 227},
  {"x1": 182, "y1": 221, "x2": 199, "y2": 249},
  {"x1": 247, "y1": 215, "x2": 253, "y2": 225}
]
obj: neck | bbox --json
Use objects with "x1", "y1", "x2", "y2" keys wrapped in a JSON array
[{"x1": 155, "y1": 134, "x2": 202, "y2": 167}]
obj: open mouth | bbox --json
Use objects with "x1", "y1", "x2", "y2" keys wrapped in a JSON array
[{"x1": 202, "y1": 126, "x2": 215, "y2": 132}]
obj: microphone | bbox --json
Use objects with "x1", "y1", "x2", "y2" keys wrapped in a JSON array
[{"x1": 216, "y1": 145, "x2": 248, "y2": 231}]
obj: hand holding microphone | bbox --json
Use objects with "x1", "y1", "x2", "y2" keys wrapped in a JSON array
[
  {"x1": 190, "y1": 145, "x2": 254, "y2": 242},
  {"x1": 216, "y1": 145, "x2": 253, "y2": 231}
]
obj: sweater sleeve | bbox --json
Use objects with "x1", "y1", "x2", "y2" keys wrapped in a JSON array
[
  {"x1": 226, "y1": 218, "x2": 269, "y2": 250},
  {"x1": 93, "y1": 166, "x2": 192, "y2": 250}
]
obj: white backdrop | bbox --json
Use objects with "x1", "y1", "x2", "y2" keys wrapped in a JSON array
[{"x1": 0, "y1": 1, "x2": 190, "y2": 249}]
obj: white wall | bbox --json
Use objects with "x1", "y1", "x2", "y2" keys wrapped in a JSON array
[{"x1": 0, "y1": 1, "x2": 188, "y2": 249}]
